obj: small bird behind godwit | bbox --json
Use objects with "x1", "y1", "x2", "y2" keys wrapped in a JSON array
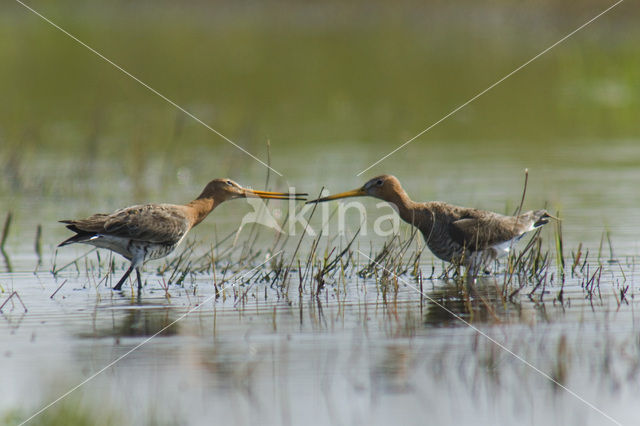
[
  {"x1": 59, "y1": 179, "x2": 306, "y2": 291},
  {"x1": 307, "y1": 175, "x2": 553, "y2": 278}
]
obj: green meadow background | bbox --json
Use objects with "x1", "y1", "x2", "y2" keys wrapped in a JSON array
[
  {"x1": 1, "y1": 1, "x2": 638, "y2": 157},
  {"x1": 0, "y1": 0, "x2": 638, "y2": 249}
]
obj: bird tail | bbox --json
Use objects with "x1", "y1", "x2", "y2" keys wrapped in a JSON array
[{"x1": 58, "y1": 221, "x2": 98, "y2": 247}]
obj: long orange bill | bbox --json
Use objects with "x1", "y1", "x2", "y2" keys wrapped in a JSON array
[
  {"x1": 545, "y1": 212, "x2": 562, "y2": 221},
  {"x1": 306, "y1": 187, "x2": 366, "y2": 204},
  {"x1": 244, "y1": 188, "x2": 308, "y2": 200}
]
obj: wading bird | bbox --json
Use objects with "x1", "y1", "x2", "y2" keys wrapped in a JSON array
[
  {"x1": 307, "y1": 175, "x2": 551, "y2": 278},
  {"x1": 59, "y1": 179, "x2": 306, "y2": 291}
]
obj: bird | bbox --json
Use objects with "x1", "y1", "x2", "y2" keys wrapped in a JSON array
[
  {"x1": 59, "y1": 178, "x2": 307, "y2": 291},
  {"x1": 307, "y1": 174, "x2": 552, "y2": 278}
]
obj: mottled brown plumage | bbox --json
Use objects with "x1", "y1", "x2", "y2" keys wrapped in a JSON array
[
  {"x1": 308, "y1": 175, "x2": 550, "y2": 276},
  {"x1": 59, "y1": 178, "x2": 306, "y2": 291}
]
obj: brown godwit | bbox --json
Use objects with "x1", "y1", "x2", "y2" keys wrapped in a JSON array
[
  {"x1": 307, "y1": 174, "x2": 552, "y2": 278},
  {"x1": 59, "y1": 179, "x2": 306, "y2": 291}
]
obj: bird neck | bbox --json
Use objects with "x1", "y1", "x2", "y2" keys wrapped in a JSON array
[
  {"x1": 384, "y1": 189, "x2": 421, "y2": 226},
  {"x1": 186, "y1": 197, "x2": 218, "y2": 227}
]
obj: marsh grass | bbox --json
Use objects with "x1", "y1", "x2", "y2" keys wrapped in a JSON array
[
  {"x1": 2, "y1": 396, "x2": 125, "y2": 426},
  {"x1": 13, "y1": 147, "x2": 629, "y2": 323},
  {"x1": 41, "y1": 194, "x2": 635, "y2": 329},
  {"x1": 1, "y1": 212, "x2": 12, "y2": 272}
]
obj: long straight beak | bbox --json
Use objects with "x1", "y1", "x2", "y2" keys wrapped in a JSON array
[
  {"x1": 244, "y1": 188, "x2": 307, "y2": 201},
  {"x1": 545, "y1": 212, "x2": 562, "y2": 221},
  {"x1": 306, "y1": 187, "x2": 366, "y2": 204}
]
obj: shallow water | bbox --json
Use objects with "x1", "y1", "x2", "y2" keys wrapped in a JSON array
[
  {"x1": 2, "y1": 140, "x2": 640, "y2": 426},
  {"x1": 3, "y1": 129, "x2": 640, "y2": 426},
  {"x1": 2, "y1": 1, "x2": 640, "y2": 425},
  {"x1": 1, "y1": 258, "x2": 639, "y2": 425}
]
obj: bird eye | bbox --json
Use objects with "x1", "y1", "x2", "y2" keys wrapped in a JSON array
[
  {"x1": 376, "y1": 179, "x2": 383, "y2": 186},
  {"x1": 226, "y1": 180, "x2": 233, "y2": 185}
]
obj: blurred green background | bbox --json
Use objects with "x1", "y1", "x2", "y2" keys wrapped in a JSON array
[
  {"x1": 0, "y1": 0, "x2": 638, "y2": 251},
  {"x1": 1, "y1": 0, "x2": 638, "y2": 157}
]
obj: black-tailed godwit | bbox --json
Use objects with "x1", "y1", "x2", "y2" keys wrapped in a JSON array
[
  {"x1": 307, "y1": 174, "x2": 551, "y2": 277},
  {"x1": 59, "y1": 179, "x2": 306, "y2": 290}
]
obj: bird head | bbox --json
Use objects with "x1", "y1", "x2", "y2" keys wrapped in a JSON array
[
  {"x1": 306, "y1": 174, "x2": 403, "y2": 204},
  {"x1": 197, "y1": 178, "x2": 307, "y2": 203}
]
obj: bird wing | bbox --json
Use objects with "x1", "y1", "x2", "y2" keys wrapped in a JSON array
[
  {"x1": 448, "y1": 211, "x2": 522, "y2": 252},
  {"x1": 66, "y1": 204, "x2": 190, "y2": 244},
  {"x1": 104, "y1": 204, "x2": 190, "y2": 243}
]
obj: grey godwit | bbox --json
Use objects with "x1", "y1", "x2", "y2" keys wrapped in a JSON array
[
  {"x1": 59, "y1": 179, "x2": 306, "y2": 290},
  {"x1": 307, "y1": 175, "x2": 552, "y2": 277}
]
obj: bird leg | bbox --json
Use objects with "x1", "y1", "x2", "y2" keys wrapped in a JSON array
[
  {"x1": 465, "y1": 271, "x2": 476, "y2": 293},
  {"x1": 465, "y1": 254, "x2": 482, "y2": 291},
  {"x1": 113, "y1": 264, "x2": 135, "y2": 291},
  {"x1": 136, "y1": 267, "x2": 143, "y2": 290}
]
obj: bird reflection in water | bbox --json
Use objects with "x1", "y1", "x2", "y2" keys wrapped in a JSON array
[
  {"x1": 422, "y1": 278, "x2": 523, "y2": 327},
  {"x1": 79, "y1": 306, "x2": 179, "y2": 339}
]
